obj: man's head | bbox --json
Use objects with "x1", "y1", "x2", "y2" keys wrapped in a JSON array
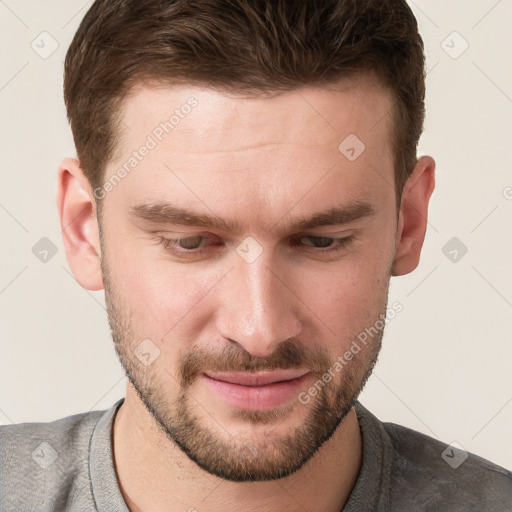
[{"x1": 56, "y1": 0, "x2": 435, "y2": 482}]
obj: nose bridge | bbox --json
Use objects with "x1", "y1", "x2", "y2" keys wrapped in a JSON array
[{"x1": 217, "y1": 251, "x2": 302, "y2": 357}]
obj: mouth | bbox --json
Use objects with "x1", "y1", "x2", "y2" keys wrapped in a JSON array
[{"x1": 200, "y1": 369, "x2": 312, "y2": 411}]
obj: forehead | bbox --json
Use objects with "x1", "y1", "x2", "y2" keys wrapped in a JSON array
[
  {"x1": 103, "y1": 76, "x2": 395, "y2": 227},
  {"x1": 116, "y1": 75, "x2": 393, "y2": 155}
]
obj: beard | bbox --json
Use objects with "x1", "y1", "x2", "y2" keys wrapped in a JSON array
[{"x1": 102, "y1": 255, "x2": 385, "y2": 482}]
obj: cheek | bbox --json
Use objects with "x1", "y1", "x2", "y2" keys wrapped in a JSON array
[
  {"x1": 302, "y1": 271, "x2": 387, "y2": 337},
  {"x1": 112, "y1": 248, "x2": 224, "y2": 341},
  {"x1": 298, "y1": 244, "x2": 393, "y2": 345}
]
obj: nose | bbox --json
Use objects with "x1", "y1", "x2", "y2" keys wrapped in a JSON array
[{"x1": 216, "y1": 250, "x2": 302, "y2": 358}]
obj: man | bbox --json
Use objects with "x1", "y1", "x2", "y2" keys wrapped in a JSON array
[{"x1": 1, "y1": 0, "x2": 511, "y2": 510}]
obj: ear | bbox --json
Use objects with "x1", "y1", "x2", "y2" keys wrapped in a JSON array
[
  {"x1": 392, "y1": 155, "x2": 435, "y2": 276},
  {"x1": 56, "y1": 158, "x2": 104, "y2": 291}
]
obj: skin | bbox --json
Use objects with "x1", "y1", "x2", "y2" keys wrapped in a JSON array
[{"x1": 56, "y1": 73, "x2": 435, "y2": 512}]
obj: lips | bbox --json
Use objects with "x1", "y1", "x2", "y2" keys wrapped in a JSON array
[
  {"x1": 200, "y1": 369, "x2": 312, "y2": 411},
  {"x1": 203, "y1": 369, "x2": 310, "y2": 386}
]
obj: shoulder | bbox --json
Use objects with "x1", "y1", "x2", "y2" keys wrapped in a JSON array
[
  {"x1": 0, "y1": 407, "x2": 106, "y2": 511},
  {"x1": 383, "y1": 420, "x2": 512, "y2": 511}
]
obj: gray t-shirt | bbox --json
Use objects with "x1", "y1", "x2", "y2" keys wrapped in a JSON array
[{"x1": 1, "y1": 398, "x2": 511, "y2": 511}]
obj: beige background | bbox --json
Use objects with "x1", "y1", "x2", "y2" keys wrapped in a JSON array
[{"x1": 1, "y1": 1, "x2": 511, "y2": 469}]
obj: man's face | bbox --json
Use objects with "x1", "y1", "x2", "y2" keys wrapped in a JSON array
[{"x1": 99, "y1": 76, "x2": 398, "y2": 481}]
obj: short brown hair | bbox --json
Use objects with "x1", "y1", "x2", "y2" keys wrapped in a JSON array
[{"x1": 64, "y1": 0, "x2": 426, "y2": 208}]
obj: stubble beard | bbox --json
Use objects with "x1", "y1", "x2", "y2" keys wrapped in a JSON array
[{"x1": 102, "y1": 255, "x2": 385, "y2": 482}]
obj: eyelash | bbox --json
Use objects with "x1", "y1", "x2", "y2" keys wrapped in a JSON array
[{"x1": 158, "y1": 234, "x2": 354, "y2": 257}]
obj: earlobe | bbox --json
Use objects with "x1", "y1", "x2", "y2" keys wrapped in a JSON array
[
  {"x1": 391, "y1": 155, "x2": 435, "y2": 277},
  {"x1": 56, "y1": 158, "x2": 104, "y2": 291}
]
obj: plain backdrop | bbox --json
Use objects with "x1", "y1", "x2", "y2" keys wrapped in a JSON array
[{"x1": 0, "y1": 1, "x2": 511, "y2": 470}]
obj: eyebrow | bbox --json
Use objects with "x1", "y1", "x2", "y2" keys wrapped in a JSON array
[{"x1": 129, "y1": 200, "x2": 375, "y2": 235}]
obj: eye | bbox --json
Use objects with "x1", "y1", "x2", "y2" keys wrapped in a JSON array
[
  {"x1": 174, "y1": 235, "x2": 206, "y2": 250},
  {"x1": 294, "y1": 235, "x2": 354, "y2": 252},
  {"x1": 158, "y1": 233, "x2": 355, "y2": 259},
  {"x1": 159, "y1": 235, "x2": 214, "y2": 255}
]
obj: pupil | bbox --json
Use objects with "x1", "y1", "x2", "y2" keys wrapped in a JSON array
[
  {"x1": 180, "y1": 236, "x2": 202, "y2": 249},
  {"x1": 311, "y1": 236, "x2": 332, "y2": 248}
]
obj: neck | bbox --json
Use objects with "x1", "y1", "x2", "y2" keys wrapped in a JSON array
[{"x1": 113, "y1": 384, "x2": 362, "y2": 512}]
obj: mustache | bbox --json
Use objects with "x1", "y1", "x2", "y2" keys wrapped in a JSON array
[{"x1": 179, "y1": 339, "x2": 332, "y2": 388}]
